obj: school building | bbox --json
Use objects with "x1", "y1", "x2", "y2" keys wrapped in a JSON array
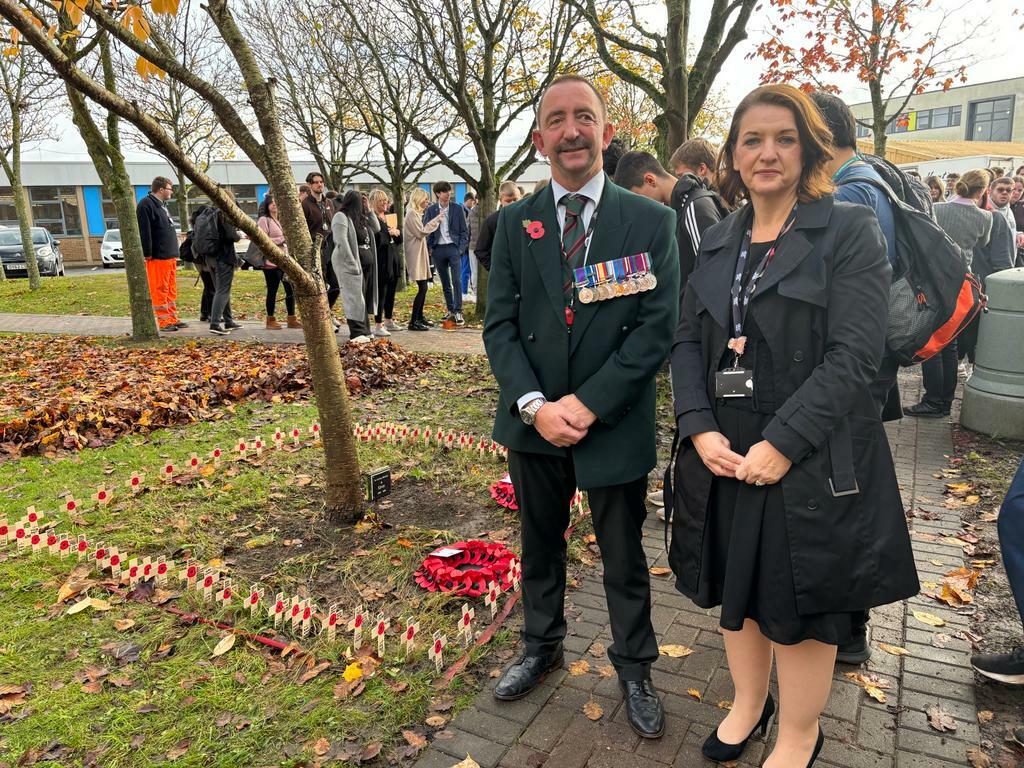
[{"x1": 0, "y1": 159, "x2": 546, "y2": 267}]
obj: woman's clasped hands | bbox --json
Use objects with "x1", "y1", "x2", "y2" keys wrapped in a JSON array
[{"x1": 691, "y1": 432, "x2": 792, "y2": 485}]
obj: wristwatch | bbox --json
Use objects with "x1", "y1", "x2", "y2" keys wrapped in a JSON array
[{"x1": 520, "y1": 397, "x2": 547, "y2": 426}]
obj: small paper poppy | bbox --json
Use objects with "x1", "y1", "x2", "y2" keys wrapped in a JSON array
[{"x1": 523, "y1": 220, "x2": 545, "y2": 240}]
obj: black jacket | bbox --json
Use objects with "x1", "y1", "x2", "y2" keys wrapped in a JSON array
[
  {"x1": 215, "y1": 211, "x2": 242, "y2": 264},
  {"x1": 136, "y1": 193, "x2": 179, "y2": 260},
  {"x1": 667, "y1": 196, "x2": 919, "y2": 615},
  {"x1": 670, "y1": 174, "x2": 727, "y2": 287},
  {"x1": 474, "y1": 210, "x2": 500, "y2": 271}
]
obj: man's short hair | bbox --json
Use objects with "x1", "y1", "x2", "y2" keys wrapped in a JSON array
[
  {"x1": 298, "y1": 184, "x2": 311, "y2": 194},
  {"x1": 464, "y1": 192, "x2": 476, "y2": 202},
  {"x1": 535, "y1": 74, "x2": 607, "y2": 127},
  {"x1": 432, "y1": 181, "x2": 452, "y2": 195},
  {"x1": 498, "y1": 180, "x2": 520, "y2": 198},
  {"x1": 305, "y1": 172, "x2": 324, "y2": 184},
  {"x1": 151, "y1": 176, "x2": 172, "y2": 193},
  {"x1": 669, "y1": 139, "x2": 717, "y2": 174},
  {"x1": 991, "y1": 167, "x2": 1005, "y2": 178},
  {"x1": 992, "y1": 176, "x2": 1014, "y2": 189},
  {"x1": 614, "y1": 151, "x2": 673, "y2": 191},
  {"x1": 602, "y1": 138, "x2": 627, "y2": 178},
  {"x1": 809, "y1": 91, "x2": 857, "y2": 149}
]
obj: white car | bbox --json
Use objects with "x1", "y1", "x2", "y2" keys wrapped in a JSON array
[{"x1": 100, "y1": 229, "x2": 124, "y2": 268}]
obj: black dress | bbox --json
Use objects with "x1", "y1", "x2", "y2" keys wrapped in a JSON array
[{"x1": 700, "y1": 242, "x2": 860, "y2": 646}]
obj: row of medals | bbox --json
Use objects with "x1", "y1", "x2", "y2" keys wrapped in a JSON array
[{"x1": 577, "y1": 272, "x2": 658, "y2": 304}]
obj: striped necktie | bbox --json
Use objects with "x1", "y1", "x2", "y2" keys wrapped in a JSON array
[{"x1": 560, "y1": 193, "x2": 588, "y2": 304}]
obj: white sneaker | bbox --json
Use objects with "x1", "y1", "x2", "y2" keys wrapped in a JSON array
[
  {"x1": 384, "y1": 319, "x2": 402, "y2": 332},
  {"x1": 372, "y1": 324, "x2": 391, "y2": 338},
  {"x1": 349, "y1": 335, "x2": 372, "y2": 344},
  {"x1": 647, "y1": 489, "x2": 664, "y2": 507},
  {"x1": 464, "y1": 292, "x2": 477, "y2": 303},
  {"x1": 656, "y1": 507, "x2": 672, "y2": 522}
]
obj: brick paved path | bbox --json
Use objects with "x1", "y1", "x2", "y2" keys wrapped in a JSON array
[
  {"x1": 416, "y1": 371, "x2": 981, "y2": 768},
  {"x1": 0, "y1": 313, "x2": 485, "y2": 355}
]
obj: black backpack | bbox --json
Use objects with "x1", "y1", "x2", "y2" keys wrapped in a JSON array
[
  {"x1": 858, "y1": 153, "x2": 933, "y2": 216},
  {"x1": 191, "y1": 205, "x2": 222, "y2": 262},
  {"x1": 841, "y1": 175, "x2": 982, "y2": 366}
]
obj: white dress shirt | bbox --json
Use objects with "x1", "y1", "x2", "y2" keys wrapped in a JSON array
[
  {"x1": 437, "y1": 203, "x2": 453, "y2": 245},
  {"x1": 517, "y1": 170, "x2": 606, "y2": 413}
]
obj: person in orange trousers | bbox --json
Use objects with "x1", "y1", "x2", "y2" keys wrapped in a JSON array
[{"x1": 136, "y1": 176, "x2": 184, "y2": 331}]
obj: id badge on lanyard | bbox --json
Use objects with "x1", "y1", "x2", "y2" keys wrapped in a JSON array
[{"x1": 715, "y1": 206, "x2": 798, "y2": 399}]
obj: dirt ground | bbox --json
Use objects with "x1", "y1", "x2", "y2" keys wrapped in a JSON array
[{"x1": 952, "y1": 424, "x2": 1024, "y2": 766}]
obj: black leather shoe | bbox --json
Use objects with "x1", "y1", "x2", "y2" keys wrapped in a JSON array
[
  {"x1": 702, "y1": 692, "x2": 774, "y2": 762},
  {"x1": 408, "y1": 321, "x2": 430, "y2": 331},
  {"x1": 493, "y1": 649, "x2": 563, "y2": 701},
  {"x1": 175, "y1": 320, "x2": 190, "y2": 328},
  {"x1": 620, "y1": 679, "x2": 665, "y2": 739}
]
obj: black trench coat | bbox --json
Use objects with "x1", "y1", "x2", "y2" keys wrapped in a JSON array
[{"x1": 667, "y1": 195, "x2": 919, "y2": 616}]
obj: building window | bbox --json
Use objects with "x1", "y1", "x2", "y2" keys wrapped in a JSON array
[
  {"x1": 100, "y1": 188, "x2": 121, "y2": 230},
  {"x1": 29, "y1": 186, "x2": 82, "y2": 236},
  {"x1": 856, "y1": 124, "x2": 872, "y2": 139},
  {"x1": 968, "y1": 97, "x2": 1013, "y2": 142},
  {"x1": 229, "y1": 185, "x2": 258, "y2": 219},
  {"x1": 0, "y1": 187, "x2": 20, "y2": 228}
]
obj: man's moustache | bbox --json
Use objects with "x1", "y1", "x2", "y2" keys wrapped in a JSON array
[{"x1": 557, "y1": 143, "x2": 590, "y2": 153}]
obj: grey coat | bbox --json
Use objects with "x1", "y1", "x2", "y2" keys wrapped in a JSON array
[{"x1": 330, "y1": 211, "x2": 379, "y2": 321}]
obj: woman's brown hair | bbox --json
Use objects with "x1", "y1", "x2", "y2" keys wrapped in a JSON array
[
  {"x1": 954, "y1": 170, "x2": 989, "y2": 199},
  {"x1": 715, "y1": 84, "x2": 834, "y2": 208}
]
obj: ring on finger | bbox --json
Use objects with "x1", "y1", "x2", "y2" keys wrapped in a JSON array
[{"x1": 754, "y1": 480, "x2": 765, "y2": 486}]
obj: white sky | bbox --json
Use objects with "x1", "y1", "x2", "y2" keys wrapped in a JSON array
[{"x1": 26, "y1": 0, "x2": 1024, "y2": 164}]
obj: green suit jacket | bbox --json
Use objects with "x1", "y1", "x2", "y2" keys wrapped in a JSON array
[{"x1": 483, "y1": 176, "x2": 680, "y2": 489}]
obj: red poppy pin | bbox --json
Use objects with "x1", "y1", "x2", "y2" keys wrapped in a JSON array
[{"x1": 522, "y1": 219, "x2": 545, "y2": 240}]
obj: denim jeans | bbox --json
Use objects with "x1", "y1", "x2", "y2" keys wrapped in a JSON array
[
  {"x1": 999, "y1": 459, "x2": 1024, "y2": 627},
  {"x1": 432, "y1": 243, "x2": 462, "y2": 313}
]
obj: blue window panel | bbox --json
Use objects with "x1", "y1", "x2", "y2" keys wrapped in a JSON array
[
  {"x1": 454, "y1": 183, "x2": 466, "y2": 203},
  {"x1": 134, "y1": 186, "x2": 149, "y2": 203},
  {"x1": 82, "y1": 186, "x2": 105, "y2": 237},
  {"x1": 256, "y1": 184, "x2": 270, "y2": 205},
  {"x1": 420, "y1": 182, "x2": 432, "y2": 196}
]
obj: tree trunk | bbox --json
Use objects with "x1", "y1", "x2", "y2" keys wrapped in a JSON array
[
  {"x1": 11, "y1": 169, "x2": 39, "y2": 289},
  {"x1": 66, "y1": 81, "x2": 159, "y2": 342},
  {"x1": 869, "y1": 77, "x2": 887, "y2": 159},
  {"x1": 472, "y1": 176, "x2": 496, "y2": 322},
  {"x1": 662, "y1": 0, "x2": 687, "y2": 164},
  {"x1": 175, "y1": 169, "x2": 190, "y2": 231}
]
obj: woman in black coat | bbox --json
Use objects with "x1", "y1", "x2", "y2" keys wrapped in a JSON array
[
  {"x1": 667, "y1": 84, "x2": 918, "y2": 768},
  {"x1": 368, "y1": 189, "x2": 403, "y2": 336}
]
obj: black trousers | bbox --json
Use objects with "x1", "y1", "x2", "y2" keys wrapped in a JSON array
[
  {"x1": 320, "y1": 243, "x2": 340, "y2": 308},
  {"x1": 210, "y1": 259, "x2": 234, "y2": 326},
  {"x1": 263, "y1": 267, "x2": 295, "y2": 317},
  {"x1": 411, "y1": 279, "x2": 429, "y2": 324},
  {"x1": 199, "y1": 269, "x2": 215, "y2": 320},
  {"x1": 921, "y1": 339, "x2": 958, "y2": 409},
  {"x1": 375, "y1": 259, "x2": 398, "y2": 322},
  {"x1": 508, "y1": 449, "x2": 657, "y2": 681}
]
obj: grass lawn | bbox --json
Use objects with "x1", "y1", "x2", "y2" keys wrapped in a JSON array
[
  {"x1": 0, "y1": 339, "x2": 520, "y2": 767},
  {"x1": 0, "y1": 272, "x2": 478, "y2": 326}
]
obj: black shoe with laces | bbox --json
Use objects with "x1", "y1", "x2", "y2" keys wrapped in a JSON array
[
  {"x1": 904, "y1": 401, "x2": 946, "y2": 418},
  {"x1": 493, "y1": 648, "x2": 563, "y2": 701},
  {"x1": 972, "y1": 646, "x2": 1024, "y2": 684},
  {"x1": 175, "y1": 320, "x2": 190, "y2": 328},
  {"x1": 224, "y1": 320, "x2": 242, "y2": 330},
  {"x1": 209, "y1": 324, "x2": 229, "y2": 336},
  {"x1": 621, "y1": 679, "x2": 665, "y2": 739}
]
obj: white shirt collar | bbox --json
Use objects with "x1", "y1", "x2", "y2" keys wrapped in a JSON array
[{"x1": 550, "y1": 171, "x2": 605, "y2": 209}]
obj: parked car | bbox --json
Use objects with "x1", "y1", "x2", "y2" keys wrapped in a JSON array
[
  {"x1": 99, "y1": 229, "x2": 124, "y2": 268},
  {"x1": 0, "y1": 228, "x2": 65, "y2": 278}
]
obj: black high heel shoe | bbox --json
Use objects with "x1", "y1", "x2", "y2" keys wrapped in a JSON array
[
  {"x1": 701, "y1": 692, "x2": 775, "y2": 763},
  {"x1": 806, "y1": 723, "x2": 824, "y2": 767}
]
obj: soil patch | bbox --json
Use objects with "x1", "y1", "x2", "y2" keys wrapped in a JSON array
[{"x1": 952, "y1": 424, "x2": 1024, "y2": 766}]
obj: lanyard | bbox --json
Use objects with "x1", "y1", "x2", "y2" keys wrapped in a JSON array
[{"x1": 729, "y1": 205, "x2": 798, "y2": 343}]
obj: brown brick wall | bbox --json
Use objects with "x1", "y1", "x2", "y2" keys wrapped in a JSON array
[{"x1": 59, "y1": 237, "x2": 101, "y2": 266}]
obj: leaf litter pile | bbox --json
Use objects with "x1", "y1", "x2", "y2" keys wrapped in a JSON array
[{"x1": 0, "y1": 336, "x2": 430, "y2": 459}]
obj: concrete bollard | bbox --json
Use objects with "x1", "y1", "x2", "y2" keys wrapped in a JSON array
[{"x1": 961, "y1": 267, "x2": 1024, "y2": 439}]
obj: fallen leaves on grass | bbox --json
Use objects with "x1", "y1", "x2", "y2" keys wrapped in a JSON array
[
  {"x1": 926, "y1": 704, "x2": 957, "y2": 733},
  {"x1": 298, "y1": 660, "x2": 331, "y2": 684},
  {"x1": 0, "y1": 337, "x2": 431, "y2": 459},
  {"x1": 659, "y1": 644, "x2": 694, "y2": 658},
  {"x1": 844, "y1": 672, "x2": 892, "y2": 703},
  {"x1": 67, "y1": 596, "x2": 111, "y2": 615},
  {"x1": 0, "y1": 683, "x2": 28, "y2": 715},
  {"x1": 425, "y1": 715, "x2": 448, "y2": 727},
  {"x1": 582, "y1": 700, "x2": 603, "y2": 721},
  {"x1": 165, "y1": 739, "x2": 191, "y2": 761}
]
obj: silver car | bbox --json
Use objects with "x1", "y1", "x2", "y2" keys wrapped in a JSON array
[{"x1": 0, "y1": 228, "x2": 65, "y2": 278}]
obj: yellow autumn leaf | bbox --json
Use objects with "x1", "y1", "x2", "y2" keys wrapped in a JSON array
[
  {"x1": 878, "y1": 643, "x2": 910, "y2": 656},
  {"x1": 658, "y1": 644, "x2": 694, "y2": 658},
  {"x1": 913, "y1": 610, "x2": 946, "y2": 627},
  {"x1": 211, "y1": 633, "x2": 236, "y2": 657},
  {"x1": 342, "y1": 662, "x2": 363, "y2": 682},
  {"x1": 89, "y1": 598, "x2": 112, "y2": 611},
  {"x1": 687, "y1": 688, "x2": 702, "y2": 701},
  {"x1": 568, "y1": 660, "x2": 590, "y2": 676},
  {"x1": 582, "y1": 699, "x2": 603, "y2": 721},
  {"x1": 67, "y1": 597, "x2": 94, "y2": 615}
]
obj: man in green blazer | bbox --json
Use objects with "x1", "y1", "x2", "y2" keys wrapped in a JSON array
[{"x1": 483, "y1": 75, "x2": 680, "y2": 739}]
